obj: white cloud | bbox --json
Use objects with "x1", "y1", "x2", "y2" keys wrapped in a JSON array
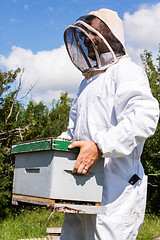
[
  {"x1": 123, "y1": 3, "x2": 160, "y2": 63},
  {"x1": 0, "y1": 45, "x2": 82, "y2": 105}
]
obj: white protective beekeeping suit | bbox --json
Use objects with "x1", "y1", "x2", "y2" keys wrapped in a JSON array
[{"x1": 60, "y1": 9, "x2": 159, "y2": 240}]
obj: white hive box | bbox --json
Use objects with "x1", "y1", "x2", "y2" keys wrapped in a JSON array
[{"x1": 12, "y1": 138, "x2": 106, "y2": 214}]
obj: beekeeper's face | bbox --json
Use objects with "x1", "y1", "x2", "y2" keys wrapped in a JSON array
[
  {"x1": 64, "y1": 10, "x2": 126, "y2": 75},
  {"x1": 84, "y1": 18, "x2": 109, "y2": 60}
]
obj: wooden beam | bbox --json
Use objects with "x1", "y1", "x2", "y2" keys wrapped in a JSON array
[
  {"x1": 46, "y1": 228, "x2": 62, "y2": 234},
  {"x1": 12, "y1": 194, "x2": 55, "y2": 204}
]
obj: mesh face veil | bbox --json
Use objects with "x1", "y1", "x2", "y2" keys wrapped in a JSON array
[{"x1": 64, "y1": 9, "x2": 127, "y2": 79}]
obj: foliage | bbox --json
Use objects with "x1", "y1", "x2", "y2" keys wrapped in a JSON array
[
  {"x1": 141, "y1": 49, "x2": 160, "y2": 214},
  {"x1": 50, "y1": 92, "x2": 73, "y2": 137},
  {"x1": 0, "y1": 69, "x2": 23, "y2": 215},
  {"x1": 20, "y1": 92, "x2": 73, "y2": 141}
]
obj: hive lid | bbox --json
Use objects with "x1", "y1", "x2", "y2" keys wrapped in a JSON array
[{"x1": 11, "y1": 138, "x2": 79, "y2": 154}]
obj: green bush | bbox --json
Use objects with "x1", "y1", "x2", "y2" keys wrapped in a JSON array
[{"x1": 141, "y1": 50, "x2": 160, "y2": 214}]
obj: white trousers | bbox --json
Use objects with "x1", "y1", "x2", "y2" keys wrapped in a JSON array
[{"x1": 60, "y1": 175, "x2": 147, "y2": 240}]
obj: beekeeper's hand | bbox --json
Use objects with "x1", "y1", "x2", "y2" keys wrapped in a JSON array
[{"x1": 68, "y1": 140, "x2": 102, "y2": 175}]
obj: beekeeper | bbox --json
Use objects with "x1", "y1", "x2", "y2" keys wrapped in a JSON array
[{"x1": 59, "y1": 9, "x2": 159, "y2": 240}]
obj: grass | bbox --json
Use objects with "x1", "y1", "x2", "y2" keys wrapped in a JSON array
[
  {"x1": 0, "y1": 208, "x2": 160, "y2": 240},
  {"x1": 0, "y1": 207, "x2": 64, "y2": 240},
  {"x1": 137, "y1": 214, "x2": 160, "y2": 240}
]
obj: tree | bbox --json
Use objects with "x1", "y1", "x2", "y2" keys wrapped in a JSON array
[
  {"x1": 141, "y1": 49, "x2": 160, "y2": 213},
  {"x1": 49, "y1": 92, "x2": 73, "y2": 137},
  {"x1": 22, "y1": 100, "x2": 49, "y2": 140},
  {"x1": 21, "y1": 92, "x2": 73, "y2": 140},
  {"x1": 0, "y1": 69, "x2": 24, "y2": 215}
]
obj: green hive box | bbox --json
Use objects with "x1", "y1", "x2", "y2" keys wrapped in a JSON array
[{"x1": 12, "y1": 138, "x2": 106, "y2": 214}]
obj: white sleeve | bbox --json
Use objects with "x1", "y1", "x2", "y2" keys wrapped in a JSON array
[
  {"x1": 58, "y1": 130, "x2": 73, "y2": 140},
  {"x1": 94, "y1": 61, "x2": 159, "y2": 158}
]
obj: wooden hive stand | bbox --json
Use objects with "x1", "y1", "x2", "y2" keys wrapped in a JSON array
[{"x1": 46, "y1": 227, "x2": 62, "y2": 240}]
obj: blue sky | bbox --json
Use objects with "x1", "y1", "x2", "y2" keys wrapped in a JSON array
[
  {"x1": 0, "y1": 0, "x2": 159, "y2": 56},
  {"x1": 0, "y1": 0, "x2": 160, "y2": 105}
]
